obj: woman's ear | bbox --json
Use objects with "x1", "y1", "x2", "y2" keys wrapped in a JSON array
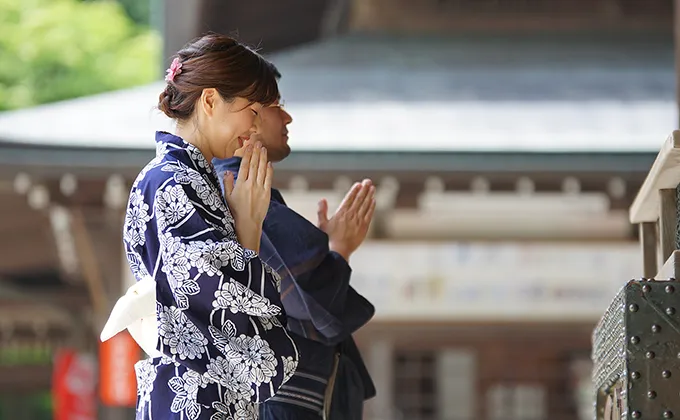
[{"x1": 199, "y1": 88, "x2": 217, "y2": 118}]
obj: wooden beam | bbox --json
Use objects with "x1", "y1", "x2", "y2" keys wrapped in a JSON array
[
  {"x1": 0, "y1": 236, "x2": 56, "y2": 275},
  {"x1": 0, "y1": 304, "x2": 73, "y2": 330},
  {"x1": 385, "y1": 208, "x2": 631, "y2": 240},
  {"x1": 0, "y1": 282, "x2": 90, "y2": 308},
  {"x1": 629, "y1": 131, "x2": 680, "y2": 224}
]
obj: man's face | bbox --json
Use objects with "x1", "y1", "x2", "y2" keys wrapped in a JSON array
[{"x1": 250, "y1": 100, "x2": 293, "y2": 162}]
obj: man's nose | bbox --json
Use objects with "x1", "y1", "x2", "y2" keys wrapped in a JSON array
[{"x1": 283, "y1": 109, "x2": 293, "y2": 124}]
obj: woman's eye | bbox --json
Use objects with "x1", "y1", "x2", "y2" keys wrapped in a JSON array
[{"x1": 251, "y1": 109, "x2": 259, "y2": 116}]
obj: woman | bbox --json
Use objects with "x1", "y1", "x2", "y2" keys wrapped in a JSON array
[{"x1": 119, "y1": 34, "x2": 298, "y2": 420}]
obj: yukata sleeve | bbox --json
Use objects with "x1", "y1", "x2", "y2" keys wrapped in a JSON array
[
  {"x1": 296, "y1": 251, "x2": 375, "y2": 343},
  {"x1": 151, "y1": 179, "x2": 298, "y2": 404}
]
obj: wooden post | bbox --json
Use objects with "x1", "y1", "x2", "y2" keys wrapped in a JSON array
[
  {"x1": 676, "y1": 0, "x2": 680, "y2": 128},
  {"x1": 658, "y1": 189, "x2": 677, "y2": 266},
  {"x1": 640, "y1": 222, "x2": 658, "y2": 278},
  {"x1": 321, "y1": 0, "x2": 350, "y2": 37},
  {"x1": 163, "y1": 0, "x2": 203, "y2": 63},
  {"x1": 364, "y1": 338, "x2": 394, "y2": 420}
]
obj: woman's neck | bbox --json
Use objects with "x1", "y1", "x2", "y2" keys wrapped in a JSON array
[{"x1": 175, "y1": 123, "x2": 213, "y2": 162}]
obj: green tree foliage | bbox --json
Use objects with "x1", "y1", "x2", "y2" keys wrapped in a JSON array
[
  {"x1": 117, "y1": 0, "x2": 153, "y2": 26},
  {"x1": 0, "y1": 0, "x2": 161, "y2": 111},
  {"x1": 81, "y1": 0, "x2": 153, "y2": 26}
]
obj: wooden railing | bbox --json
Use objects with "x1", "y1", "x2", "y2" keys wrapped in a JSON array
[
  {"x1": 592, "y1": 130, "x2": 680, "y2": 420},
  {"x1": 629, "y1": 130, "x2": 680, "y2": 280}
]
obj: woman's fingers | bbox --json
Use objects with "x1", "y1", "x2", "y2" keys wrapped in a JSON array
[
  {"x1": 248, "y1": 143, "x2": 261, "y2": 182},
  {"x1": 238, "y1": 144, "x2": 253, "y2": 183},
  {"x1": 264, "y1": 162, "x2": 273, "y2": 191},
  {"x1": 257, "y1": 146, "x2": 268, "y2": 185}
]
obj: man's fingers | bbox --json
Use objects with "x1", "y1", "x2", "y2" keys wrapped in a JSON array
[
  {"x1": 357, "y1": 185, "x2": 376, "y2": 218},
  {"x1": 317, "y1": 198, "x2": 329, "y2": 225},
  {"x1": 338, "y1": 182, "x2": 361, "y2": 213},
  {"x1": 363, "y1": 197, "x2": 376, "y2": 224},
  {"x1": 223, "y1": 171, "x2": 234, "y2": 197},
  {"x1": 349, "y1": 182, "x2": 372, "y2": 214}
]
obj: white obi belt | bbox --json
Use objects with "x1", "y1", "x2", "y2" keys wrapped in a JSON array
[{"x1": 100, "y1": 275, "x2": 163, "y2": 358}]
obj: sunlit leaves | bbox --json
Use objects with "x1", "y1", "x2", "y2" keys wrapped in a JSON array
[{"x1": 0, "y1": 0, "x2": 161, "y2": 110}]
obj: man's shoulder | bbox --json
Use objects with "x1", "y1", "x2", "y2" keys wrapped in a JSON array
[
  {"x1": 270, "y1": 188, "x2": 287, "y2": 206},
  {"x1": 212, "y1": 156, "x2": 241, "y2": 176}
]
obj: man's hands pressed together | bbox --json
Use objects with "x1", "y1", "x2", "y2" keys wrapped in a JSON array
[{"x1": 317, "y1": 179, "x2": 376, "y2": 262}]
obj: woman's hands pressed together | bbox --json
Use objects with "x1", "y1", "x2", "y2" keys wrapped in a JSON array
[{"x1": 223, "y1": 142, "x2": 272, "y2": 253}]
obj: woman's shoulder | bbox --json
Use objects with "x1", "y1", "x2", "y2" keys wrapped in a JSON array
[{"x1": 133, "y1": 148, "x2": 204, "y2": 191}]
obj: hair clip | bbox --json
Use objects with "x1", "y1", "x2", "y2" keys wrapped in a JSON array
[{"x1": 165, "y1": 57, "x2": 182, "y2": 82}]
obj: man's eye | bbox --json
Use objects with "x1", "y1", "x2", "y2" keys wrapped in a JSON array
[{"x1": 251, "y1": 109, "x2": 259, "y2": 116}]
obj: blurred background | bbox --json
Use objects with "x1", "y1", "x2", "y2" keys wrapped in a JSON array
[{"x1": 0, "y1": 0, "x2": 678, "y2": 419}]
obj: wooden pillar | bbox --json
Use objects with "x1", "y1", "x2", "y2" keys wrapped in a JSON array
[
  {"x1": 70, "y1": 174, "x2": 136, "y2": 420},
  {"x1": 70, "y1": 207, "x2": 131, "y2": 420},
  {"x1": 639, "y1": 222, "x2": 658, "y2": 278},
  {"x1": 100, "y1": 201, "x2": 137, "y2": 420},
  {"x1": 163, "y1": 0, "x2": 204, "y2": 63},
  {"x1": 364, "y1": 338, "x2": 394, "y2": 420},
  {"x1": 676, "y1": 0, "x2": 680, "y2": 127},
  {"x1": 658, "y1": 189, "x2": 677, "y2": 266},
  {"x1": 320, "y1": 0, "x2": 351, "y2": 37}
]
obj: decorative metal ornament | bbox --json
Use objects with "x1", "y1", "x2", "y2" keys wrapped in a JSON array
[{"x1": 593, "y1": 279, "x2": 680, "y2": 419}]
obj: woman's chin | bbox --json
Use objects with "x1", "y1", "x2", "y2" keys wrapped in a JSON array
[{"x1": 218, "y1": 142, "x2": 240, "y2": 160}]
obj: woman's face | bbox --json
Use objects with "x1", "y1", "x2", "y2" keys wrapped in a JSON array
[{"x1": 203, "y1": 92, "x2": 263, "y2": 160}]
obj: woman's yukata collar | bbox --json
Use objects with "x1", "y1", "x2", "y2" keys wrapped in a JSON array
[{"x1": 155, "y1": 131, "x2": 216, "y2": 175}]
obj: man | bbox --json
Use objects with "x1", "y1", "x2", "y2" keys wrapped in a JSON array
[{"x1": 213, "y1": 84, "x2": 377, "y2": 419}]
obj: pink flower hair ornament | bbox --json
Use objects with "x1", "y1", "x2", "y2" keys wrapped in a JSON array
[{"x1": 165, "y1": 57, "x2": 182, "y2": 82}]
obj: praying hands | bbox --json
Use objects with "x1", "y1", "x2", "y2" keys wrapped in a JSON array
[{"x1": 316, "y1": 179, "x2": 376, "y2": 262}]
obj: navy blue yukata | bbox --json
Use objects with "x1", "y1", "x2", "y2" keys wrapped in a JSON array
[{"x1": 123, "y1": 132, "x2": 299, "y2": 420}]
